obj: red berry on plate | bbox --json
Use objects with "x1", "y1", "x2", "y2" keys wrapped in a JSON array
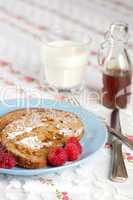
[
  {"x1": 66, "y1": 137, "x2": 82, "y2": 153},
  {"x1": 67, "y1": 137, "x2": 79, "y2": 144},
  {"x1": 0, "y1": 151, "x2": 16, "y2": 168},
  {"x1": 65, "y1": 143, "x2": 80, "y2": 161},
  {"x1": 48, "y1": 147, "x2": 68, "y2": 166}
]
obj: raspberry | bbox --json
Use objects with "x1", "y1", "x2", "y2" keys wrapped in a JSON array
[
  {"x1": 67, "y1": 137, "x2": 79, "y2": 144},
  {"x1": 0, "y1": 151, "x2": 16, "y2": 168},
  {"x1": 48, "y1": 147, "x2": 68, "y2": 166},
  {"x1": 66, "y1": 137, "x2": 82, "y2": 153},
  {"x1": 65, "y1": 143, "x2": 80, "y2": 161}
]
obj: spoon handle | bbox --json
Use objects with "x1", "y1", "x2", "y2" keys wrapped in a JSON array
[
  {"x1": 110, "y1": 109, "x2": 128, "y2": 182},
  {"x1": 111, "y1": 139, "x2": 128, "y2": 182}
]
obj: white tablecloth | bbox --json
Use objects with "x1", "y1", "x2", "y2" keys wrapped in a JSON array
[{"x1": 0, "y1": 0, "x2": 133, "y2": 199}]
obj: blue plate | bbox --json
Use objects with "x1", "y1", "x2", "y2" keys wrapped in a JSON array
[{"x1": 0, "y1": 99, "x2": 107, "y2": 176}]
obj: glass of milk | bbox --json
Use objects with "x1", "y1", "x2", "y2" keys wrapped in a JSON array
[{"x1": 41, "y1": 29, "x2": 91, "y2": 94}]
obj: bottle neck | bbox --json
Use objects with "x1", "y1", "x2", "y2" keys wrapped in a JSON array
[
  {"x1": 109, "y1": 38, "x2": 126, "y2": 47},
  {"x1": 103, "y1": 40, "x2": 131, "y2": 74},
  {"x1": 107, "y1": 40, "x2": 127, "y2": 57}
]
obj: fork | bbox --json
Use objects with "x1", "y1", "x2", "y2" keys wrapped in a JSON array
[{"x1": 65, "y1": 95, "x2": 128, "y2": 182}]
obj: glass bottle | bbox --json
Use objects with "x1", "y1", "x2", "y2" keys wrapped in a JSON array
[{"x1": 98, "y1": 22, "x2": 132, "y2": 109}]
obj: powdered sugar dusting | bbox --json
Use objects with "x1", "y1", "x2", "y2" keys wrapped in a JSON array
[
  {"x1": 16, "y1": 136, "x2": 52, "y2": 149},
  {"x1": 16, "y1": 136, "x2": 43, "y2": 149},
  {"x1": 59, "y1": 128, "x2": 73, "y2": 136},
  {"x1": 8, "y1": 127, "x2": 33, "y2": 139},
  {"x1": 59, "y1": 127, "x2": 82, "y2": 136},
  {"x1": 6, "y1": 112, "x2": 45, "y2": 139}
]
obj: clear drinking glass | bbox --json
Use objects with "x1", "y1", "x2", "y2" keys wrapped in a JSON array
[{"x1": 40, "y1": 29, "x2": 91, "y2": 95}]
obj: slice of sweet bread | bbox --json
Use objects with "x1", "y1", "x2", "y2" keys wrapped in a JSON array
[{"x1": 0, "y1": 108, "x2": 84, "y2": 169}]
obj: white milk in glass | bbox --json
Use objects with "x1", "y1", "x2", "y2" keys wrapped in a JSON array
[{"x1": 41, "y1": 40, "x2": 89, "y2": 89}]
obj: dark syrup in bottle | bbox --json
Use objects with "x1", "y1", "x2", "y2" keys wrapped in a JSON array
[{"x1": 102, "y1": 69, "x2": 131, "y2": 109}]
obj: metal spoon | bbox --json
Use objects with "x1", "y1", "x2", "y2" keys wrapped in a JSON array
[{"x1": 109, "y1": 109, "x2": 128, "y2": 182}]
